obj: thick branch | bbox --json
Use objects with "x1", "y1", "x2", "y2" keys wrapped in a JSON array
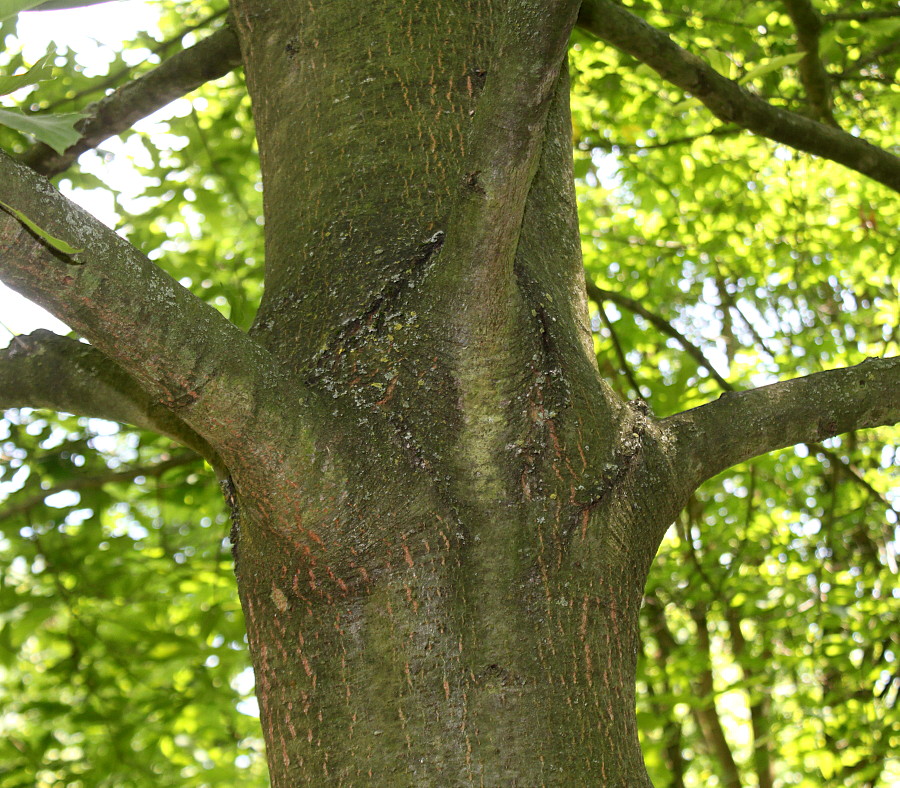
[
  {"x1": 19, "y1": 25, "x2": 242, "y2": 177},
  {"x1": 0, "y1": 151, "x2": 292, "y2": 472},
  {"x1": 0, "y1": 330, "x2": 221, "y2": 470},
  {"x1": 600, "y1": 288, "x2": 897, "y2": 511},
  {"x1": 439, "y1": 0, "x2": 582, "y2": 309},
  {"x1": 664, "y1": 357, "x2": 900, "y2": 488},
  {"x1": 577, "y1": 0, "x2": 900, "y2": 193}
]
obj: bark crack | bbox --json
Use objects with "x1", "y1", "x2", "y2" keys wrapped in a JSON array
[
  {"x1": 220, "y1": 476, "x2": 242, "y2": 568},
  {"x1": 306, "y1": 230, "x2": 445, "y2": 373},
  {"x1": 575, "y1": 401, "x2": 654, "y2": 525}
]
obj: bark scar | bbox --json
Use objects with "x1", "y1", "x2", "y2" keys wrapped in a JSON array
[
  {"x1": 220, "y1": 476, "x2": 241, "y2": 566},
  {"x1": 308, "y1": 230, "x2": 445, "y2": 368}
]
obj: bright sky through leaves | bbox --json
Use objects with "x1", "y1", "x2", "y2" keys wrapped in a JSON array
[{"x1": 0, "y1": 0, "x2": 159, "y2": 346}]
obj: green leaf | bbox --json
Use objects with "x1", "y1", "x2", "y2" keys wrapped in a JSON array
[
  {"x1": 739, "y1": 52, "x2": 807, "y2": 84},
  {"x1": 0, "y1": 107, "x2": 83, "y2": 153},
  {"x1": 0, "y1": 0, "x2": 44, "y2": 21},
  {"x1": 705, "y1": 48, "x2": 735, "y2": 80},
  {"x1": 670, "y1": 96, "x2": 701, "y2": 114},
  {"x1": 24, "y1": 0, "x2": 120, "y2": 10},
  {"x1": 0, "y1": 50, "x2": 54, "y2": 96},
  {"x1": 0, "y1": 199, "x2": 83, "y2": 255}
]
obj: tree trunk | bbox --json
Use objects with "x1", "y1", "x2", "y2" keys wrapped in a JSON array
[
  {"x1": 3, "y1": 1, "x2": 898, "y2": 785},
  {"x1": 226, "y1": 1, "x2": 672, "y2": 783}
]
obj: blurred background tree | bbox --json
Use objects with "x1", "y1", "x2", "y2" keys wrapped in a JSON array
[{"x1": 0, "y1": 1, "x2": 897, "y2": 785}]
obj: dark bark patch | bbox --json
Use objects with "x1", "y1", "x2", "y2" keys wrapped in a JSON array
[
  {"x1": 308, "y1": 230, "x2": 445, "y2": 370},
  {"x1": 627, "y1": 398, "x2": 653, "y2": 418},
  {"x1": 168, "y1": 390, "x2": 200, "y2": 410},
  {"x1": 478, "y1": 663, "x2": 524, "y2": 687},
  {"x1": 465, "y1": 170, "x2": 486, "y2": 195},
  {"x1": 817, "y1": 418, "x2": 838, "y2": 439},
  {"x1": 220, "y1": 476, "x2": 241, "y2": 567},
  {"x1": 468, "y1": 67, "x2": 487, "y2": 96},
  {"x1": 284, "y1": 36, "x2": 303, "y2": 60}
]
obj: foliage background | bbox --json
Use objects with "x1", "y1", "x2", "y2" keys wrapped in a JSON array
[{"x1": 1, "y1": 1, "x2": 897, "y2": 785}]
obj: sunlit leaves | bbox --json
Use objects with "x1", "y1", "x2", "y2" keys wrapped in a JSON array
[
  {"x1": 0, "y1": 107, "x2": 83, "y2": 152},
  {"x1": 739, "y1": 51, "x2": 806, "y2": 85},
  {"x1": 0, "y1": 48, "x2": 52, "y2": 94},
  {"x1": 0, "y1": 414, "x2": 265, "y2": 786},
  {"x1": 0, "y1": 47, "x2": 88, "y2": 151},
  {"x1": 571, "y1": 1, "x2": 898, "y2": 785},
  {"x1": 0, "y1": 1, "x2": 265, "y2": 785}
]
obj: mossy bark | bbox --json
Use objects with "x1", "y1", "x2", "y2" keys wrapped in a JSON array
[
  {"x1": 228, "y1": 1, "x2": 671, "y2": 784},
  {"x1": 3, "y1": 2, "x2": 897, "y2": 786},
  {"x1": 2, "y1": 3, "x2": 899, "y2": 784}
]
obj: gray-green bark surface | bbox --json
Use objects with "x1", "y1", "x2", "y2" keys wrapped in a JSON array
[{"x1": 1, "y1": 1, "x2": 898, "y2": 785}]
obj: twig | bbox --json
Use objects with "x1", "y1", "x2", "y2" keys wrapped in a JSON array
[
  {"x1": 585, "y1": 278, "x2": 734, "y2": 391},
  {"x1": 0, "y1": 453, "x2": 198, "y2": 522},
  {"x1": 595, "y1": 299, "x2": 642, "y2": 396},
  {"x1": 39, "y1": 8, "x2": 229, "y2": 114},
  {"x1": 824, "y1": 10, "x2": 900, "y2": 23},
  {"x1": 19, "y1": 25, "x2": 242, "y2": 177},
  {"x1": 590, "y1": 126, "x2": 743, "y2": 153}
]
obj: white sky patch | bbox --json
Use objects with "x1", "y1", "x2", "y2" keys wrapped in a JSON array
[
  {"x1": 0, "y1": 282, "x2": 71, "y2": 337},
  {"x1": 15, "y1": 0, "x2": 161, "y2": 65},
  {"x1": 234, "y1": 665, "x2": 260, "y2": 718},
  {"x1": 1, "y1": 0, "x2": 162, "y2": 350}
]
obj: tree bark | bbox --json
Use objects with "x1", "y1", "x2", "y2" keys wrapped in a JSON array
[
  {"x1": 0, "y1": 330, "x2": 221, "y2": 469},
  {"x1": 225, "y1": 1, "x2": 660, "y2": 783},
  {"x1": 1, "y1": 1, "x2": 898, "y2": 785}
]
